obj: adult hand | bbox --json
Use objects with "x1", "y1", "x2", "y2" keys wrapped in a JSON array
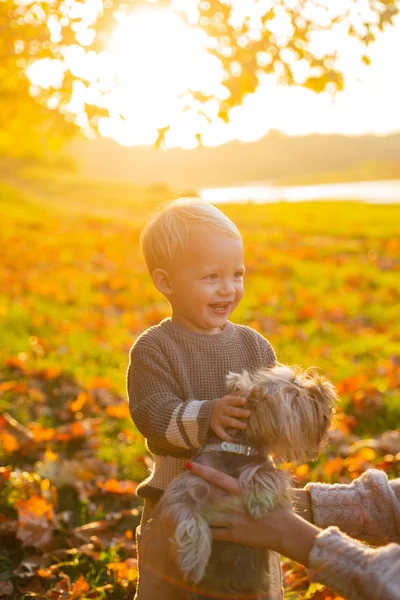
[
  {"x1": 187, "y1": 462, "x2": 313, "y2": 522},
  {"x1": 187, "y1": 461, "x2": 320, "y2": 567},
  {"x1": 187, "y1": 461, "x2": 242, "y2": 493}
]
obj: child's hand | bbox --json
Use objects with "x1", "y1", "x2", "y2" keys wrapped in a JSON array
[{"x1": 210, "y1": 395, "x2": 250, "y2": 441}]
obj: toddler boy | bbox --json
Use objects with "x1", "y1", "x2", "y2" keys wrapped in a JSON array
[{"x1": 128, "y1": 198, "x2": 282, "y2": 598}]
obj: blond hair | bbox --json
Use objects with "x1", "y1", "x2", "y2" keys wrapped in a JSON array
[{"x1": 140, "y1": 197, "x2": 242, "y2": 273}]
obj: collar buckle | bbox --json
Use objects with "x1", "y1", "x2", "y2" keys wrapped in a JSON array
[{"x1": 202, "y1": 441, "x2": 258, "y2": 456}]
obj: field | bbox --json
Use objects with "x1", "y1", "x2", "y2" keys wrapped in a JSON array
[{"x1": 0, "y1": 165, "x2": 399, "y2": 599}]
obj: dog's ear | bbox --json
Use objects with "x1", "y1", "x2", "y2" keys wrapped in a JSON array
[
  {"x1": 279, "y1": 369, "x2": 337, "y2": 462},
  {"x1": 300, "y1": 371, "x2": 337, "y2": 456}
]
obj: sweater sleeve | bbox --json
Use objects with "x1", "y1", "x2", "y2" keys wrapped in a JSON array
[
  {"x1": 308, "y1": 526, "x2": 400, "y2": 600},
  {"x1": 127, "y1": 339, "x2": 215, "y2": 453},
  {"x1": 255, "y1": 330, "x2": 277, "y2": 368},
  {"x1": 306, "y1": 469, "x2": 400, "y2": 546}
]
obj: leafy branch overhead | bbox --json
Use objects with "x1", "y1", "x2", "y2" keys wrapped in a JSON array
[{"x1": 2, "y1": 0, "x2": 399, "y2": 152}]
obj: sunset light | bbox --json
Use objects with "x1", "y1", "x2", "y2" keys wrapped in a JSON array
[
  {"x1": 2, "y1": 1, "x2": 400, "y2": 597},
  {"x1": 97, "y1": 6, "x2": 225, "y2": 148},
  {"x1": 25, "y1": 2, "x2": 400, "y2": 149}
]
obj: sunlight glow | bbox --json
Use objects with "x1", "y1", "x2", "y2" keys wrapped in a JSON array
[
  {"x1": 97, "y1": 6, "x2": 400, "y2": 146},
  {"x1": 25, "y1": 4, "x2": 400, "y2": 148},
  {"x1": 97, "y1": 7, "x2": 224, "y2": 148}
]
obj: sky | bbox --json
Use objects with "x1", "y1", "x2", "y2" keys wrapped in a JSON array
[{"x1": 27, "y1": 1, "x2": 400, "y2": 149}]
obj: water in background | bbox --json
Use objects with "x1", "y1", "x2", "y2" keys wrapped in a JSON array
[{"x1": 200, "y1": 179, "x2": 400, "y2": 205}]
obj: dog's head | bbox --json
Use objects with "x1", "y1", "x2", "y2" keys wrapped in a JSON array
[{"x1": 227, "y1": 363, "x2": 337, "y2": 462}]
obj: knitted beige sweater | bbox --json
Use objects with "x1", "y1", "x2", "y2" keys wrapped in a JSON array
[
  {"x1": 306, "y1": 469, "x2": 400, "y2": 599},
  {"x1": 127, "y1": 317, "x2": 276, "y2": 499}
]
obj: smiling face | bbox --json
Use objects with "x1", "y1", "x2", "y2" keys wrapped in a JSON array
[{"x1": 165, "y1": 227, "x2": 245, "y2": 334}]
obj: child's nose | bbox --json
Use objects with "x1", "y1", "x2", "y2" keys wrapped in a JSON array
[{"x1": 219, "y1": 279, "x2": 235, "y2": 295}]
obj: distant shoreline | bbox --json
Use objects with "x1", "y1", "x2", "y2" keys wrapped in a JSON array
[{"x1": 200, "y1": 179, "x2": 400, "y2": 205}]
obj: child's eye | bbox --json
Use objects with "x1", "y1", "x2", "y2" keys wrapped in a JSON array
[
  {"x1": 234, "y1": 271, "x2": 244, "y2": 278},
  {"x1": 204, "y1": 273, "x2": 218, "y2": 280}
]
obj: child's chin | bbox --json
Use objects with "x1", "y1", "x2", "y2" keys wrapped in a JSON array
[{"x1": 207, "y1": 306, "x2": 231, "y2": 320}]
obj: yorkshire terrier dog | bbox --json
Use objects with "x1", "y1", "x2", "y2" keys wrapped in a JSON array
[{"x1": 139, "y1": 364, "x2": 337, "y2": 599}]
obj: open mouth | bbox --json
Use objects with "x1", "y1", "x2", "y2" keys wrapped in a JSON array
[{"x1": 209, "y1": 302, "x2": 230, "y2": 312}]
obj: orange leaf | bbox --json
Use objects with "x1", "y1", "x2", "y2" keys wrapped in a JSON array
[
  {"x1": 88, "y1": 377, "x2": 111, "y2": 389},
  {"x1": 43, "y1": 367, "x2": 62, "y2": 379},
  {"x1": 356, "y1": 447, "x2": 376, "y2": 462},
  {"x1": 298, "y1": 305, "x2": 318, "y2": 319},
  {"x1": 70, "y1": 574, "x2": 90, "y2": 599},
  {"x1": 324, "y1": 456, "x2": 343, "y2": 477},
  {"x1": 28, "y1": 423, "x2": 55, "y2": 443},
  {"x1": 107, "y1": 559, "x2": 138, "y2": 583},
  {"x1": 70, "y1": 422, "x2": 86, "y2": 437},
  {"x1": 37, "y1": 568, "x2": 54, "y2": 578},
  {"x1": 16, "y1": 495, "x2": 58, "y2": 551},
  {"x1": 353, "y1": 390, "x2": 365, "y2": 405},
  {"x1": 43, "y1": 449, "x2": 58, "y2": 462},
  {"x1": 69, "y1": 392, "x2": 88, "y2": 413},
  {"x1": 0, "y1": 432, "x2": 19, "y2": 453},
  {"x1": 106, "y1": 403, "x2": 131, "y2": 419},
  {"x1": 0, "y1": 466, "x2": 12, "y2": 482},
  {"x1": 4, "y1": 357, "x2": 26, "y2": 370},
  {"x1": 0, "y1": 381, "x2": 28, "y2": 393},
  {"x1": 97, "y1": 479, "x2": 138, "y2": 495},
  {"x1": 295, "y1": 464, "x2": 309, "y2": 477}
]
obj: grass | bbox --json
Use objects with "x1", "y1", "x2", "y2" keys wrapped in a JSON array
[{"x1": 0, "y1": 164, "x2": 399, "y2": 599}]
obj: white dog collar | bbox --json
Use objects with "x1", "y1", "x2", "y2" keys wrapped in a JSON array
[{"x1": 202, "y1": 441, "x2": 259, "y2": 456}]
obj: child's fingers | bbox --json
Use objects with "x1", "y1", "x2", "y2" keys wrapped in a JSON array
[
  {"x1": 213, "y1": 424, "x2": 234, "y2": 442},
  {"x1": 224, "y1": 395, "x2": 247, "y2": 405},
  {"x1": 224, "y1": 406, "x2": 250, "y2": 419},
  {"x1": 222, "y1": 416, "x2": 247, "y2": 430}
]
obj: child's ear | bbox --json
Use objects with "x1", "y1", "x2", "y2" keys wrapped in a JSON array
[{"x1": 152, "y1": 268, "x2": 173, "y2": 297}]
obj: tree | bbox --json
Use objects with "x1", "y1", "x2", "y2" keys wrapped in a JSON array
[
  {"x1": 0, "y1": 0, "x2": 75, "y2": 156},
  {"x1": 1, "y1": 0, "x2": 399, "y2": 155}
]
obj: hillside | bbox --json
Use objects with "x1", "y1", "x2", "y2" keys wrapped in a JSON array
[{"x1": 68, "y1": 131, "x2": 400, "y2": 190}]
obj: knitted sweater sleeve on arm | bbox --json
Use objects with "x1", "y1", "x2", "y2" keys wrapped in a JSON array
[
  {"x1": 256, "y1": 332, "x2": 277, "y2": 368},
  {"x1": 127, "y1": 340, "x2": 215, "y2": 453},
  {"x1": 308, "y1": 526, "x2": 400, "y2": 600},
  {"x1": 306, "y1": 469, "x2": 400, "y2": 545}
]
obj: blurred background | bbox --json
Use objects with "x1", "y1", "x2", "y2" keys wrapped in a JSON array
[{"x1": 0, "y1": 1, "x2": 399, "y2": 599}]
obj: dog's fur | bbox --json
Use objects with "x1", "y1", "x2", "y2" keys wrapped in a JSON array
[{"x1": 140, "y1": 364, "x2": 337, "y2": 599}]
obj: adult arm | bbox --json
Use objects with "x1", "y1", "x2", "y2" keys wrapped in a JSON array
[
  {"x1": 306, "y1": 469, "x2": 400, "y2": 545},
  {"x1": 190, "y1": 463, "x2": 400, "y2": 599},
  {"x1": 209, "y1": 506, "x2": 400, "y2": 599},
  {"x1": 308, "y1": 525, "x2": 400, "y2": 600}
]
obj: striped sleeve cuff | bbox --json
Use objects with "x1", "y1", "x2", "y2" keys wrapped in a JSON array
[
  {"x1": 197, "y1": 399, "x2": 216, "y2": 445},
  {"x1": 166, "y1": 400, "x2": 215, "y2": 449}
]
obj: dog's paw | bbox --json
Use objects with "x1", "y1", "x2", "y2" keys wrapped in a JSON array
[
  {"x1": 244, "y1": 489, "x2": 279, "y2": 519},
  {"x1": 240, "y1": 465, "x2": 292, "y2": 519},
  {"x1": 175, "y1": 516, "x2": 211, "y2": 584}
]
